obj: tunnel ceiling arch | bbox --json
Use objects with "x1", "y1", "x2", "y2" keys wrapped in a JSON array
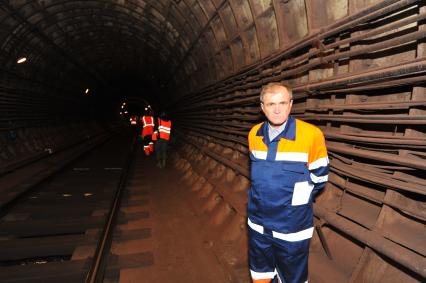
[
  {"x1": 2, "y1": 1, "x2": 242, "y2": 97},
  {"x1": 0, "y1": 0, "x2": 354, "y2": 104}
]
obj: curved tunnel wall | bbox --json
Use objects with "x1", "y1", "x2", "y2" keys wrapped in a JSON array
[{"x1": 1, "y1": 0, "x2": 425, "y2": 282}]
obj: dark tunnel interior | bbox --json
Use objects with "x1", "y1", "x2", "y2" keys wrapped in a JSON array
[{"x1": 1, "y1": 0, "x2": 425, "y2": 282}]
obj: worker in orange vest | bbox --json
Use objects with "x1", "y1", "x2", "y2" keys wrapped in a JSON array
[
  {"x1": 141, "y1": 109, "x2": 155, "y2": 156},
  {"x1": 153, "y1": 111, "x2": 172, "y2": 168}
]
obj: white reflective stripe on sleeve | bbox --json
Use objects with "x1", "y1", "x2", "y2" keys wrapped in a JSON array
[
  {"x1": 308, "y1": 156, "x2": 329, "y2": 170},
  {"x1": 272, "y1": 227, "x2": 314, "y2": 242},
  {"x1": 251, "y1": 150, "x2": 267, "y2": 160},
  {"x1": 248, "y1": 218, "x2": 264, "y2": 234},
  {"x1": 275, "y1": 152, "x2": 308, "y2": 162},
  {"x1": 310, "y1": 173, "x2": 329, "y2": 183},
  {"x1": 291, "y1": 181, "x2": 314, "y2": 206},
  {"x1": 250, "y1": 269, "x2": 277, "y2": 280}
]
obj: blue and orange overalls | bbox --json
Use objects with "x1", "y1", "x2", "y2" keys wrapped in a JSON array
[{"x1": 248, "y1": 116, "x2": 329, "y2": 283}]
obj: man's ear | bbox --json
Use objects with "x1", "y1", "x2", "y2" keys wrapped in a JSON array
[{"x1": 260, "y1": 102, "x2": 265, "y2": 112}]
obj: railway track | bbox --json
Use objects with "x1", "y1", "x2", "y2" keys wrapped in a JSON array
[{"x1": 0, "y1": 133, "x2": 143, "y2": 282}]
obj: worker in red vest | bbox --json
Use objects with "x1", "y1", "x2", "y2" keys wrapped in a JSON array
[
  {"x1": 141, "y1": 109, "x2": 155, "y2": 156},
  {"x1": 153, "y1": 111, "x2": 172, "y2": 168}
]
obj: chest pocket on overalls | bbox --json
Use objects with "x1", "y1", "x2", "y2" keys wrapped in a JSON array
[{"x1": 281, "y1": 163, "x2": 313, "y2": 206}]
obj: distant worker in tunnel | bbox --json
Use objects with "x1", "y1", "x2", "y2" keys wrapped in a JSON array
[
  {"x1": 247, "y1": 82, "x2": 329, "y2": 283},
  {"x1": 152, "y1": 111, "x2": 172, "y2": 168},
  {"x1": 141, "y1": 109, "x2": 155, "y2": 156}
]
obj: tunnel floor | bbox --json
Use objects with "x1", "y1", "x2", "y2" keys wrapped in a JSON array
[{"x1": 117, "y1": 147, "x2": 231, "y2": 282}]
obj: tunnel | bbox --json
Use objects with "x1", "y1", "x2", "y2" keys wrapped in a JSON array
[{"x1": 0, "y1": 0, "x2": 425, "y2": 282}]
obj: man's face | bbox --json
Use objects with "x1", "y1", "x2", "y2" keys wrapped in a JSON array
[{"x1": 261, "y1": 86, "x2": 293, "y2": 128}]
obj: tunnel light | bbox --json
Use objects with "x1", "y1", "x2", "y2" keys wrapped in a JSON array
[
  {"x1": 85, "y1": 88, "x2": 90, "y2": 94},
  {"x1": 148, "y1": 105, "x2": 151, "y2": 108},
  {"x1": 17, "y1": 57, "x2": 27, "y2": 64},
  {"x1": 120, "y1": 112, "x2": 123, "y2": 115},
  {"x1": 121, "y1": 105, "x2": 124, "y2": 109},
  {"x1": 124, "y1": 111, "x2": 128, "y2": 114},
  {"x1": 145, "y1": 107, "x2": 148, "y2": 111},
  {"x1": 123, "y1": 102, "x2": 126, "y2": 105}
]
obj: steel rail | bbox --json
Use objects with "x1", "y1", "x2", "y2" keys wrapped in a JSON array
[{"x1": 84, "y1": 136, "x2": 136, "y2": 283}]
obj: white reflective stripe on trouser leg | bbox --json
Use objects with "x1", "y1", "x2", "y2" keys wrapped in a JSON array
[
  {"x1": 248, "y1": 218, "x2": 313, "y2": 241},
  {"x1": 250, "y1": 269, "x2": 277, "y2": 280},
  {"x1": 247, "y1": 218, "x2": 264, "y2": 234},
  {"x1": 272, "y1": 227, "x2": 314, "y2": 242}
]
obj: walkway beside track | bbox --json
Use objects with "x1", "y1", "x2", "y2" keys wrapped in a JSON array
[{"x1": 111, "y1": 147, "x2": 230, "y2": 282}]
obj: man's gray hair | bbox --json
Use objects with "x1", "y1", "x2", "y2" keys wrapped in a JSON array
[{"x1": 260, "y1": 82, "x2": 293, "y2": 103}]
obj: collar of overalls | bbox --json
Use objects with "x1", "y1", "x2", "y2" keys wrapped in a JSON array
[{"x1": 256, "y1": 115, "x2": 296, "y2": 144}]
